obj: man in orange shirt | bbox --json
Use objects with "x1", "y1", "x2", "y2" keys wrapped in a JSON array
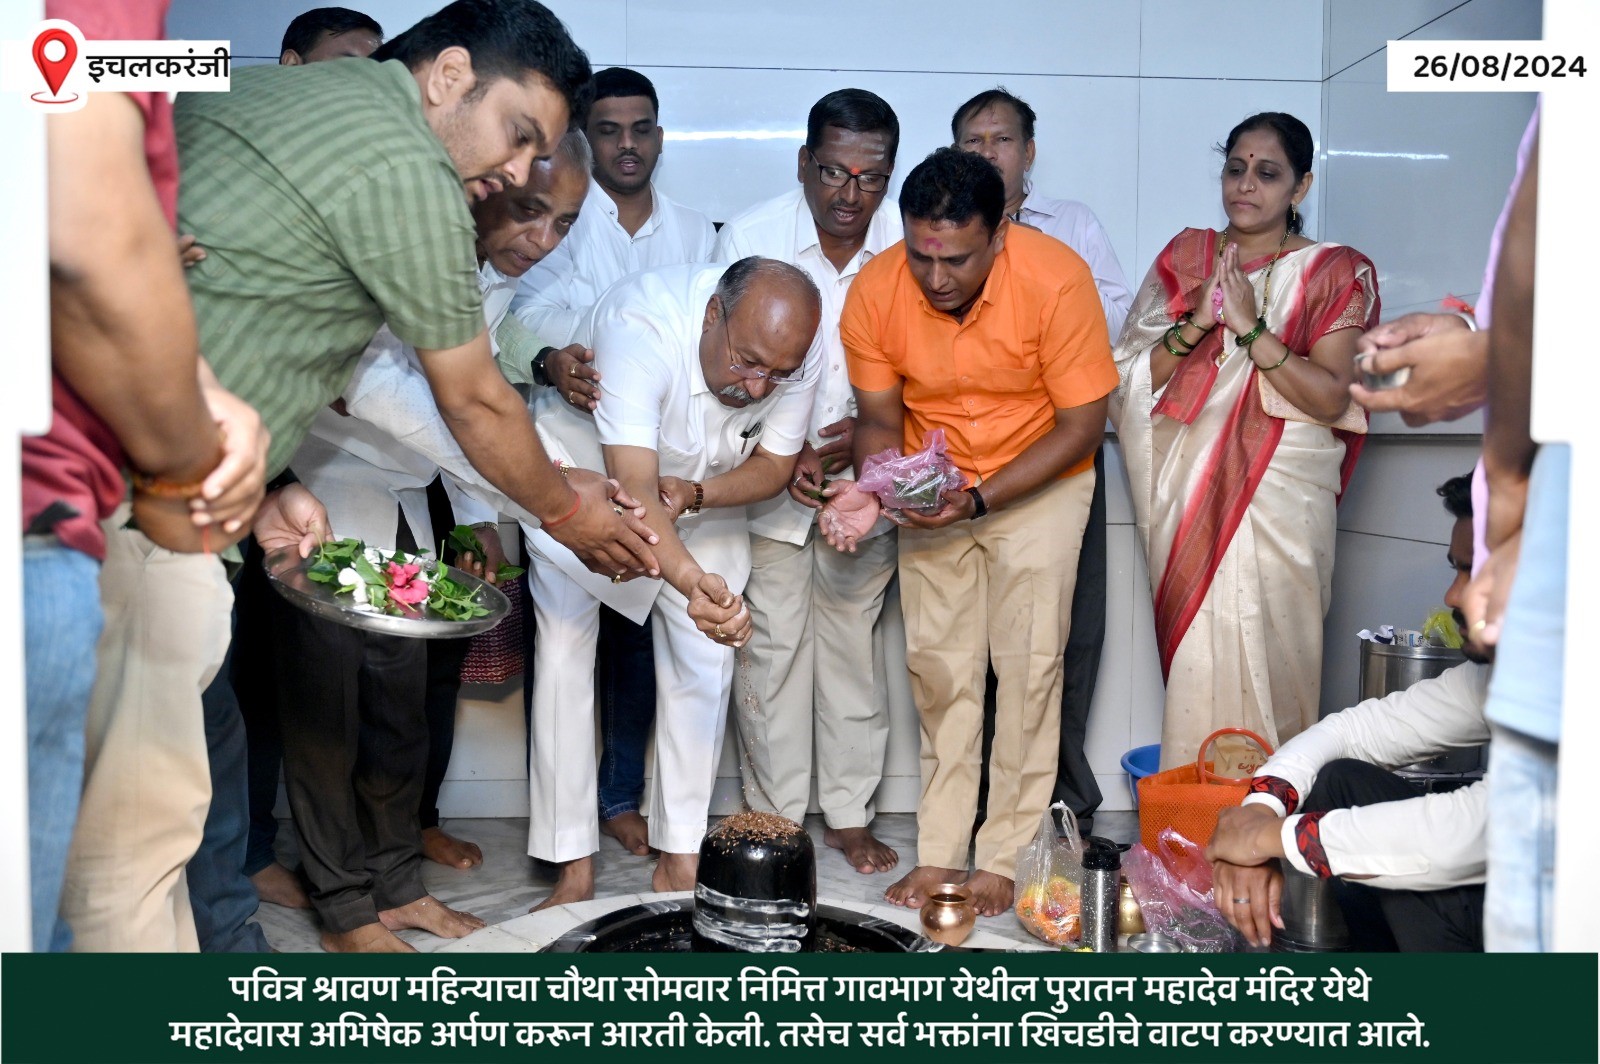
[{"x1": 825, "y1": 147, "x2": 1115, "y2": 915}]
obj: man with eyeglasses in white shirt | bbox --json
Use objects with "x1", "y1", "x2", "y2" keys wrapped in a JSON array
[
  {"x1": 511, "y1": 66, "x2": 717, "y2": 858},
  {"x1": 954, "y1": 87, "x2": 1132, "y2": 838},
  {"x1": 713, "y1": 89, "x2": 904, "y2": 876},
  {"x1": 524, "y1": 257, "x2": 820, "y2": 903}
]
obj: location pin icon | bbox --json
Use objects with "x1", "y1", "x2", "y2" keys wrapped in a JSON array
[{"x1": 32, "y1": 28, "x2": 78, "y2": 98}]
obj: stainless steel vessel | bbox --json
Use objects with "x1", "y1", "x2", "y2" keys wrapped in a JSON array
[
  {"x1": 1272, "y1": 863, "x2": 1350, "y2": 952},
  {"x1": 1357, "y1": 639, "x2": 1484, "y2": 773}
]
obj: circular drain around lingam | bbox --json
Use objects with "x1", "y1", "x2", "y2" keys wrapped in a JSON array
[{"x1": 539, "y1": 899, "x2": 939, "y2": 953}]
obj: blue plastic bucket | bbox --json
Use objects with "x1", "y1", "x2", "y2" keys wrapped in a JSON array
[{"x1": 1121, "y1": 744, "x2": 1161, "y2": 809}]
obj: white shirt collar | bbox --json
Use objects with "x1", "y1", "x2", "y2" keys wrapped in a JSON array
[
  {"x1": 594, "y1": 177, "x2": 664, "y2": 238},
  {"x1": 790, "y1": 188, "x2": 896, "y2": 275}
]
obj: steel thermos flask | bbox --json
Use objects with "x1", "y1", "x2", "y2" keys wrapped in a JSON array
[{"x1": 1080, "y1": 838, "x2": 1122, "y2": 952}]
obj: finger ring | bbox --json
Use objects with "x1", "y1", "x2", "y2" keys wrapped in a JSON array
[
  {"x1": 714, "y1": 625, "x2": 725, "y2": 639},
  {"x1": 568, "y1": 392, "x2": 579, "y2": 404},
  {"x1": 612, "y1": 573, "x2": 623, "y2": 584},
  {"x1": 612, "y1": 504, "x2": 624, "y2": 516},
  {"x1": 1470, "y1": 619, "x2": 1488, "y2": 633},
  {"x1": 1232, "y1": 897, "x2": 1251, "y2": 905},
  {"x1": 569, "y1": 364, "x2": 579, "y2": 377}
]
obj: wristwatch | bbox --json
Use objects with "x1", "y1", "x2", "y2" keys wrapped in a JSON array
[
  {"x1": 965, "y1": 486, "x2": 988, "y2": 520},
  {"x1": 531, "y1": 346, "x2": 556, "y2": 388}
]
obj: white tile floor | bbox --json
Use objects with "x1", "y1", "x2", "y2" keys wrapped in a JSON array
[{"x1": 257, "y1": 811, "x2": 1140, "y2": 954}]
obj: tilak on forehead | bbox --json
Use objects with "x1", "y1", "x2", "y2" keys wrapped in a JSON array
[{"x1": 923, "y1": 237, "x2": 945, "y2": 251}]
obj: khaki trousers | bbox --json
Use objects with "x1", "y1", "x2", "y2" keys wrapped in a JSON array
[
  {"x1": 61, "y1": 514, "x2": 232, "y2": 951},
  {"x1": 734, "y1": 527, "x2": 897, "y2": 828},
  {"x1": 898, "y1": 471, "x2": 1093, "y2": 879}
]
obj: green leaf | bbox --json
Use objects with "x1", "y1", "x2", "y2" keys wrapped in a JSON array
[
  {"x1": 352, "y1": 551, "x2": 386, "y2": 587},
  {"x1": 448, "y1": 524, "x2": 486, "y2": 560},
  {"x1": 495, "y1": 564, "x2": 526, "y2": 581}
]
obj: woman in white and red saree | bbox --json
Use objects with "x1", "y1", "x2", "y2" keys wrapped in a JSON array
[{"x1": 1111, "y1": 113, "x2": 1380, "y2": 769}]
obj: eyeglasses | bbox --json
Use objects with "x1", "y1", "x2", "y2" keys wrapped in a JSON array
[
  {"x1": 721, "y1": 309, "x2": 807, "y2": 384},
  {"x1": 806, "y1": 147, "x2": 889, "y2": 194}
]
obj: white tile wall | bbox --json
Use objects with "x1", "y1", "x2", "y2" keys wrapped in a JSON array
[
  {"x1": 1140, "y1": 0, "x2": 1324, "y2": 81},
  {"x1": 167, "y1": 0, "x2": 1534, "y2": 822},
  {"x1": 1319, "y1": 0, "x2": 1538, "y2": 437},
  {"x1": 1134, "y1": 77, "x2": 1325, "y2": 280},
  {"x1": 1322, "y1": 0, "x2": 1466, "y2": 77},
  {"x1": 624, "y1": 0, "x2": 1143, "y2": 77}
]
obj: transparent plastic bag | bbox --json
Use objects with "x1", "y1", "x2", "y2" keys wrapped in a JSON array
[
  {"x1": 1013, "y1": 802, "x2": 1085, "y2": 947},
  {"x1": 856, "y1": 428, "x2": 966, "y2": 516},
  {"x1": 1155, "y1": 827, "x2": 1213, "y2": 897},
  {"x1": 1123, "y1": 829, "x2": 1242, "y2": 953}
]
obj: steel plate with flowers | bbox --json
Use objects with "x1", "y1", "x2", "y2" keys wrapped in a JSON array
[{"x1": 263, "y1": 538, "x2": 510, "y2": 639}]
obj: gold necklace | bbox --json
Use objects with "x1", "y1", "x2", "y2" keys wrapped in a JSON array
[{"x1": 1215, "y1": 227, "x2": 1290, "y2": 365}]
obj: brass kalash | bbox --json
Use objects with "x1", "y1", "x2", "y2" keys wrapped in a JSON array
[{"x1": 540, "y1": 812, "x2": 940, "y2": 953}]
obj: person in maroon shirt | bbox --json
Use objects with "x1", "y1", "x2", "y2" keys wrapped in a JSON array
[{"x1": 26, "y1": 0, "x2": 271, "y2": 952}]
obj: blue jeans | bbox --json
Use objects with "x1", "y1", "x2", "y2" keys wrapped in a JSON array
[
  {"x1": 1485, "y1": 723, "x2": 1557, "y2": 951},
  {"x1": 595, "y1": 605, "x2": 656, "y2": 819},
  {"x1": 24, "y1": 539, "x2": 103, "y2": 952},
  {"x1": 1483, "y1": 444, "x2": 1566, "y2": 952}
]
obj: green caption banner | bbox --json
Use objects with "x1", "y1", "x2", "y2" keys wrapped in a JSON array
[{"x1": 2, "y1": 953, "x2": 1595, "y2": 1062}]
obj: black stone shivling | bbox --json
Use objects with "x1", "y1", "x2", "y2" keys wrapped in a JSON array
[{"x1": 691, "y1": 811, "x2": 818, "y2": 953}]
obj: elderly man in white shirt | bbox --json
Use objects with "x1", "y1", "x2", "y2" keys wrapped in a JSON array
[
  {"x1": 347, "y1": 258, "x2": 821, "y2": 906},
  {"x1": 274, "y1": 136, "x2": 591, "y2": 953},
  {"x1": 953, "y1": 87, "x2": 1132, "y2": 836},
  {"x1": 526, "y1": 258, "x2": 819, "y2": 905},
  {"x1": 509, "y1": 67, "x2": 716, "y2": 857},
  {"x1": 713, "y1": 90, "x2": 905, "y2": 875},
  {"x1": 1207, "y1": 474, "x2": 1491, "y2": 953}
]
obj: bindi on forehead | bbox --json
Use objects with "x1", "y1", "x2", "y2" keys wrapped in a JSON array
[{"x1": 922, "y1": 237, "x2": 944, "y2": 251}]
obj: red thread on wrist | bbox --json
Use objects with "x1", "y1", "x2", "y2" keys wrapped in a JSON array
[{"x1": 542, "y1": 491, "x2": 582, "y2": 530}]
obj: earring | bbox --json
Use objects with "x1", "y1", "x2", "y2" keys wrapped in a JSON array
[{"x1": 1288, "y1": 203, "x2": 1300, "y2": 229}]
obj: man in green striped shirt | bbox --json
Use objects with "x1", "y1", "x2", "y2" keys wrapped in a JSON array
[
  {"x1": 102, "y1": 0, "x2": 653, "y2": 955},
  {"x1": 178, "y1": 0, "x2": 658, "y2": 578}
]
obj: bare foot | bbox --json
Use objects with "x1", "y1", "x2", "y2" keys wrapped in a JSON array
[
  {"x1": 378, "y1": 895, "x2": 485, "y2": 939},
  {"x1": 319, "y1": 923, "x2": 416, "y2": 953},
  {"x1": 530, "y1": 856, "x2": 595, "y2": 912},
  {"x1": 964, "y1": 869, "x2": 1016, "y2": 916},
  {"x1": 883, "y1": 864, "x2": 953, "y2": 902},
  {"x1": 600, "y1": 811, "x2": 652, "y2": 856},
  {"x1": 825, "y1": 825, "x2": 900, "y2": 874},
  {"x1": 884, "y1": 865, "x2": 964, "y2": 909},
  {"x1": 251, "y1": 862, "x2": 312, "y2": 909},
  {"x1": 652, "y1": 851, "x2": 698, "y2": 893},
  {"x1": 421, "y1": 826, "x2": 484, "y2": 869}
]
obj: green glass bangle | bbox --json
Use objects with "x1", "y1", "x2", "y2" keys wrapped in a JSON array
[
  {"x1": 1179, "y1": 312, "x2": 1212, "y2": 333},
  {"x1": 1236, "y1": 317, "x2": 1268, "y2": 348},
  {"x1": 1259, "y1": 347, "x2": 1292, "y2": 371},
  {"x1": 1161, "y1": 328, "x2": 1189, "y2": 358}
]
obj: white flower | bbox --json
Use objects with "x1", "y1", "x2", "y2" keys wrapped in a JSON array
[{"x1": 337, "y1": 568, "x2": 360, "y2": 586}]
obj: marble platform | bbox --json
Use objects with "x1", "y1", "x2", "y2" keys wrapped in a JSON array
[{"x1": 257, "y1": 810, "x2": 1140, "y2": 954}]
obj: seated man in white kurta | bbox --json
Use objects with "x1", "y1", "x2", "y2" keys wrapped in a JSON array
[{"x1": 525, "y1": 257, "x2": 821, "y2": 904}]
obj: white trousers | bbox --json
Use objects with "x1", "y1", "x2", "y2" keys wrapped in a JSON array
[
  {"x1": 526, "y1": 548, "x2": 733, "y2": 861},
  {"x1": 734, "y1": 527, "x2": 897, "y2": 828}
]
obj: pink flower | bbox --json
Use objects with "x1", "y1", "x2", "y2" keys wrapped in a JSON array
[{"x1": 386, "y1": 561, "x2": 430, "y2": 607}]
